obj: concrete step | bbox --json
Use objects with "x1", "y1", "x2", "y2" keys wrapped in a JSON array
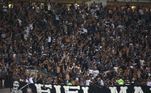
[{"x1": 0, "y1": 88, "x2": 11, "y2": 93}]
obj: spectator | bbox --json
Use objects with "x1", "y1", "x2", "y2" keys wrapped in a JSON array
[{"x1": 0, "y1": 1, "x2": 150, "y2": 88}]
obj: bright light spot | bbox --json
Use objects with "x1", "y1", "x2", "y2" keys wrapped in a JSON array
[
  {"x1": 8, "y1": 3, "x2": 13, "y2": 8},
  {"x1": 131, "y1": 6, "x2": 136, "y2": 10}
]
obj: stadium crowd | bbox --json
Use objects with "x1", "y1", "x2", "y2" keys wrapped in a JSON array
[{"x1": 0, "y1": 2, "x2": 151, "y2": 88}]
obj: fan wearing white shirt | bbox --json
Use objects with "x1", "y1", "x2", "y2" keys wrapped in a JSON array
[
  {"x1": 85, "y1": 76, "x2": 92, "y2": 86},
  {"x1": 47, "y1": 36, "x2": 52, "y2": 48},
  {"x1": 25, "y1": 75, "x2": 34, "y2": 84},
  {"x1": 147, "y1": 78, "x2": 151, "y2": 87}
]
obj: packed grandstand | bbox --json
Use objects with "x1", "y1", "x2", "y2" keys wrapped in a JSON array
[{"x1": 0, "y1": 0, "x2": 151, "y2": 91}]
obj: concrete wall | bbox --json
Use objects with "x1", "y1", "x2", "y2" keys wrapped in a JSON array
[
  {"x1": 86, "y1": 0, "x2": 107, "y2": 6},
  {"x1": 114, "y1": 0, "x2": 151, "y2": 2},
  {"x1": 0, "y1": 88, "x2": 11, "y2": 93}
]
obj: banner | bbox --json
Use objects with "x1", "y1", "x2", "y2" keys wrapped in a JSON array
[{"x1": 14, "y1": 82, "x2": 151, "y2": 93}]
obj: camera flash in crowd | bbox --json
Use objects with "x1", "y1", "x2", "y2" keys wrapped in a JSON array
[{"x1": 131, "y1": 6, "x2": 136, "y2": 10}]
